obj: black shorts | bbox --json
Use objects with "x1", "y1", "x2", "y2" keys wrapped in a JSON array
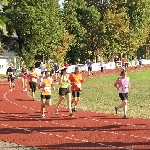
[
  {"x1": 119, "y1": 93, "x2": 128, "y2": 101},
  {"x1": 101, "y1": 67, "x2": 104, "y2": 72},
  {"x1": 59, "y1": 88, "x2": 70, "y2": 96},
  {"x1": 8, "y1": 76, "x2": 15, "y2": 83},
  {"x1": 72, "y1": 90, "x2": 80, "y2": 98},
  {"x1": 88, "y1": 67, "x2": 92, "y2": 71},
  {"x1": 41, "y1": 95, "x2": 51, "y2": 100}
]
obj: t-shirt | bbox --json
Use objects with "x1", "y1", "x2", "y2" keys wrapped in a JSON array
[
  {"x1": 69, "y1": 73, "x2": 84, "y2": 91},
  {"x1": 29, "y1": 71, "x2": 38, "y2": 82},
  {"x1": 7, "y1": 67, "x2": 16, "y2": 76},
  {"x1": 87, "y1": 61, "x2": 92, "y2": 67},
  {"x1": 41, "y1": 78, "x2": 53, "y2": 95}
]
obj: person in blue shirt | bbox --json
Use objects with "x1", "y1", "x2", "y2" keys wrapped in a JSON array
[
  {"x1": 54, "y1": 63, "x2": 60, "y2": 81},
  {"x1": 87, "y1": 59, "x2": 93, "y2": 76},
  {"x1": 139, "y1": 57, "x2": 143, "y2": 70}
]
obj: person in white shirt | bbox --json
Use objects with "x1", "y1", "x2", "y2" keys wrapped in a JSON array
[
  {"x1": 39, "y1": 62, "x2": 46, "y2": 73},
  {"x1": 100, "y1": 60, "x2": 105, "y2": 73}
]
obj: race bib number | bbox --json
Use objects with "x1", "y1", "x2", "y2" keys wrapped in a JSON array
[
  {"x1": 44, "y1": 87, "x2": 51, "y2": 92},
  {"x1": 124, "y1": 85, "x2": 128, "y2": 89},
  {"x1": 8, "y1": 72, "x2": 13, "y2": 75},
  {"x1": 32, "y1": 78, "x2": 37, "y2": 82},
  {"x1": 76, "y1": 84, "x2": 81, "y2": 88}
]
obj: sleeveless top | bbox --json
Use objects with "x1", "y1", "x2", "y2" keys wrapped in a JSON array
[
  {"x1": 60, "y1": 75, "x2": 69, "y2": 88},
  {"x1": 118, "y1": 77, "x2": 129, "y2": 93}
]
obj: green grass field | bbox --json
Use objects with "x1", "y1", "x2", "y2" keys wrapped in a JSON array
[{"x1": 34, "y1": 69, "x2": 150, "y2": 119}]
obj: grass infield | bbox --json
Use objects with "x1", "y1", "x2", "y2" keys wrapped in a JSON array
[{"x1": 34, "y1": 69, "x2": 150, "y2": 119}]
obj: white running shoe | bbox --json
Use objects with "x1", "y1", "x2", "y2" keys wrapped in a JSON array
[
  {"x1": 41, "y1": 114, "x2": 45, "y2": 118},
  {"x1": 55, "y1": 109, "x2": 58, "y2": 115}
]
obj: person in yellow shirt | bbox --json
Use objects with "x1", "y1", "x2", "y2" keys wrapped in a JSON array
[
  {"x1": 28, "y1": 66, "x2": 38, "y2": 100},
  {"x1": 39, "y1": 71, "x2": 54, "y2": 118},
  {"x1": 69, "y1": 67, "x2": 85, "y2": 112}
]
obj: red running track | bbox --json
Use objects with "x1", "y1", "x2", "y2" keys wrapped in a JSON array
[{"x1": 0, "y1": 66, "x2": 150, "y2": 150}]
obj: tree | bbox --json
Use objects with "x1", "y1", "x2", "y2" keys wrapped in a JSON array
[
  {"x1": 5, "y1": 0, "x2": 64, "y2": 66},
  {"x1": 64, "y1": 0, "x2": 100, "y2": 63}
]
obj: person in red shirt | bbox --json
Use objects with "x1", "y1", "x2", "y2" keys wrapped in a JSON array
[
  {"x1": 69, "y1": 67, "x2": 85, "y2": 112},
  {"x1": 122, "y1": 57, "x2": 125, "y2": 67},
  {"x1": 64, "y1": 61, "x2": 69, "y2": 68}
]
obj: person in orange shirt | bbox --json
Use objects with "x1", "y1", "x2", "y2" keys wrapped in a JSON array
[
  {"x1": 69, "y1": 66, "x2": 85, "y2": 112},
  {"x1": 28, "y1": 66, "x2": 38, "y2": 100},
  {"x1": 39, "y1": 71, "x2": 54, "y2": 118}
]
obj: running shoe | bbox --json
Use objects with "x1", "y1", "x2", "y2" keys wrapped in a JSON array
[
  {"x1": 55, "y1": 109, "x2": 58, "y2": 115},
  {"x1": 41, "y1": 114, "x2": 45, "y2": 118},
  {"x1": 69, "y1": 111, "x2": 73, "y2": 116},
  {"x1": 123, "y1": 115, "x2": 128, "y2": 119},
  {"x1": 72, "y1": 107, "x2": 77, "y2": 112},
  {"x1": 115, "y1": 106, "x2": 119, "y2": 114}
]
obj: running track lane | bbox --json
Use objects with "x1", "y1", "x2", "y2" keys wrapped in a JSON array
[{"x1": 0, "y1": 66, "x2": 150, "y2": 150}]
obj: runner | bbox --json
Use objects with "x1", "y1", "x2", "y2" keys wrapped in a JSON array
[
  {"x1": 21, "y1": 65, "x2": 28, "y2": 92},
  {"x1": 6, "y1": 63, "x2": 16, "y2": 92},
  {"x1": 28, "y1": 66, "x2": 38, "y2": 100},
  {"x1": 39, "y1": 71, "x2": 54, "y2": 118},
  {"x1": 69, "y1": 66, "x2": 85, "y2": 112},
  {"x1": 55, "y1": 68, "x2": 73, "y2": 116},
  {"x1": 114, "y1": 70, "x2": 130, "y2": 119},
  {"x1": 87, "y1": 59, "x2": 93, "y2": 76}
]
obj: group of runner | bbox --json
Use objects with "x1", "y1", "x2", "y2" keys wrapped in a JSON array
[{"x1": 6, "y1": 59, "x2": 130, "y2": 119}]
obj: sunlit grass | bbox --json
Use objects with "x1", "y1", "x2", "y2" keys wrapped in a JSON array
[{"x1": 34, "y1": 69, "x2": 150, "y2": 119}]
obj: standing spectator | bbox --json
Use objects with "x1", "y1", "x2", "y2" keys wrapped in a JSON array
[
  {"x1": 100, "y1": 60, "x2": 105, "y2": 73},
  {"x1": 64, "y1": 61, "x2": 69, "y2": 68},
  {"x1": 139, "y1": 57, "x2": 143, "y2": 70},
  {"x1": 39, "y1": 62, "x2": 46, "y2": 73},
  {"x1": 114, "y1": 56, "x2": 119, "y2": 68},
  {"x1": 54, "y1": 63, "x2": 60, "y2": 81},
  {"x1": 134, "y1": 57, "x2": 138, "y2": 69},
  {"x1": 87, "y1": 59, "x2": 93, "y2": 76},
  {"x1": 121, "y1": 57, "x2": 125, "y2": 67}
]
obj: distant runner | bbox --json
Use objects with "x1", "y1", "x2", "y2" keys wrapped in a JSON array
[
  {"x1": 87, "y1": 59, "x2": 93, "y2": 76},
  {"x1": 6, "y1": 63, "x2": 16, "y2": 92},
  {"x1": 21, "y1": 65, "x2": 28, "y2": 92},
  {"x1": 29, "y1": 66, "x2": 38, "y2": 100}
]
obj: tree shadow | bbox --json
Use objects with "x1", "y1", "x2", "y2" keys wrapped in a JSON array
[
  {"x1": 37, "y1": 141, "x2": 150, "y2": 150},
  {"x1": 0, "y1": 124, "x2": 149, "y2": 135}
]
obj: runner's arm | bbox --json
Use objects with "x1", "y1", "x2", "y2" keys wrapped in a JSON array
[{"x1": 114, "y1": 79, "x2": 119, "y2": 90}]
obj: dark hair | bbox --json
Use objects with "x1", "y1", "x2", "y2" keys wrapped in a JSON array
[
  {"x1": 120, "y1": 69, "x2": 126, "y2": 76},
  {"x1": 45, "y1": 71, "x2": 52, "y2": 76},
  {"x1": 60, "y1": 68, "x2": 67, "y2": 76}
]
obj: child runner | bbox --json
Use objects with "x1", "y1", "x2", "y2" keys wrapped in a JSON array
[
  {"x1": 69, "y1": 66, "x2": 85, "y2": 112},
  {"x1": 6, "y1": 63, "x2": 16, "y2": 92},
  {"x1": 29, "y1": 66, "x2": 38, "y2": 100},
  {"x1": 114, "y1": 70, "x2": 130, "y2": 119},
  {"x1": 55, "y1": 68, "x2": 73, "y2": 116},
  {"x1": 39, "y1": 71, "x2": 54, "y2": 118},
  {"x1": 21, "y1": 65, "x2": 28, "y2": 92}
]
